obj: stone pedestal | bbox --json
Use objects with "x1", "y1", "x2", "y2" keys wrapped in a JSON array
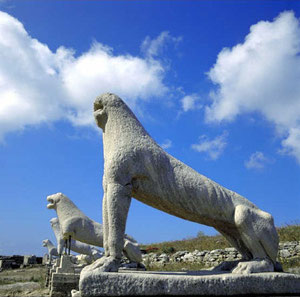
[
  {"x1": 51, "y1": 272, "x2": 80, "y2": 297},
  {"x1": 79, "y1": 270, "x2": 300, "y2": 296},
  {"x1": 46, "y1": 258, "x2": 60, "y2": 288},
  {"x1": 50, "y1": 255, "x2": 83, "y2": 297},
  {"x1": 42, "y1": 254, "x2": 49, "y2": 265}
]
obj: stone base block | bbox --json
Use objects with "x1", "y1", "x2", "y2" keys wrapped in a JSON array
[
  {"x1": 50, "y1": 272, "x2": 80, "y2": 297},
  {"x1": 80, "y1": 270, "x2": 300, "y2": 296}
]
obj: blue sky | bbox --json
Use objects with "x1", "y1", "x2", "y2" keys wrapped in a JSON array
[{"x1": 0, "y1": 1, "x2": 300, "y2": 256}]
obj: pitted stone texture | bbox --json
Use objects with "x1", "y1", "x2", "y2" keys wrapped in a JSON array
[
  {"x1": 50, "y1": 273, "x2": 80, "y2": 297},
  {"x1": 47, "y1": 193, "x2": 142, "y2": 263},
  {"x1": 92, "y1": 93, "x2": 279, "y2": 273},
  {"x1": 50, "y1": 217, "x2": 103, "y2": 260},
  {"x1": 79, "y1": 270, "x2": 300, "y2": 296}
]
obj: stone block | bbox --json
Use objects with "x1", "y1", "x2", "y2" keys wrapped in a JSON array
[
  {"x1": 56, "y1": 255, "x2": 76, "y2": 274},
  {"x1": 279, "y1": 249, "x2": 291, "y2": 258},
  {"x1": 49, "y1": 255, "x2": 84, "y2": 297},
  {"x1": 79, "y1": 270, "x2": 300, "y2": 296},
  {"x1": 23, "y1": 255, "x2": 37, "y2": 266},
  {"x1": 50, "y1": 272, "x2": 80, "y2": 297},
  {"x1": 43, "y1": 254, "x2": 49, "y2": 265}
]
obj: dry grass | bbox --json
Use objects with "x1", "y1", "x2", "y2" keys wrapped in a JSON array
[
  {"x1": 277, "y1": 224, "x2": 300, "y2": 242},
  {"x1": 141, "y1": 234, "x2": 230, "y2": 255},
  {"x1": 141, "y1": 224, "x2": 300, "y2": 272},
  {"x1": 0, "y1": 266, "x2": 48, "y2": 296},
  {"x1": 0, "y1": 266, "x2": 46, "y2": 285},
  {"x1": 141, "y1": 224, "x2": 300, "y2": 255}
]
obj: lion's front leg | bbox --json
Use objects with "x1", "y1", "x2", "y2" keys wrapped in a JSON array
[
  {"x1": 85, "y1": 192, "x2": 110, "y2": 270},
  {"x1": 97, "y1": 182, "x2": 132, "y2": 272},
  {"x1": 102, "y1": 191, "x2": 109, "y2": 256},
  {"x1": 81, "y1": 183, "x2": 131, "y2": 273}
]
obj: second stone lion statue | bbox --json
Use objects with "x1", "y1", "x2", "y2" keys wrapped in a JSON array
[
  {"x1": 86, "y1": 92, "x2": 280, "y2": 274},
  {"x1": 47, "y1": 192, "x2": 142, "y2": 264}
]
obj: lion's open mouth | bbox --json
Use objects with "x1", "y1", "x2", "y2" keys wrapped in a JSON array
[
  {"x1": 47, "y1": 197, "x2": 55, "y2": 209},
  {"x1": 94, "y1": 101, "x2": 103, "y2": 112}
]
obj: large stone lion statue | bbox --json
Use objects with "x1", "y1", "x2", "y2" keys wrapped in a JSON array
[{"x1": 86, "y1": 92, "x2": 280, "y2": 274}]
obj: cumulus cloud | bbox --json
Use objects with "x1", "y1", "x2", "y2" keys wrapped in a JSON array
[
  {"x1": 205, "y1": 11, "x2": 300, "y2": 163},
  {"x1": 280, "y1": 127, "x2": 300, "y2": 160},
  {"x1": 141, "y1": 31, "x2": 182, "y2": 58},
  {"x1": 245, "y1": 152, "x2": 271, "y2": 169},
  {"x1": 161, "y1": 139, "x2": 172, "y2": 149},
  {"x1": 191, "y1": 132, "x2": 227, "y2": 160},
  {"x1": 180, "y1": 94, "x2": 202, "y2": 112},
  {"x1": 0, "y1": 11, "x2": 169, "y2": 139}
]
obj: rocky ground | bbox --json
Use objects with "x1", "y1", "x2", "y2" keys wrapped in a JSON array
[
  {"x1": 142, "y1": 241, "x2": 300, "y2": 272},
  {"x1": 0, "y1": 266, "x2": 49, "y2": 297},
  {"x1": 1, "y1": 241, "x2": 299, "y2": 296}
]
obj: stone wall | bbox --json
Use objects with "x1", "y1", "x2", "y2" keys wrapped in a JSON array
[
  {"x1": 142, "y1": 241, "x2": 300, "y2": 268},
  {"x1": 0, "y1": 255, "x2": 24, "y2": 270}
]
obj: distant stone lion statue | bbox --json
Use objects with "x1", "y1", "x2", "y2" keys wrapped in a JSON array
[
  {"x1": 47, "y1": 193, "x2": 142, "y2": 264},
  {"x1": 86, "y1": 92, "x2": 280, "y2": 274},
  {"x1": 42, "y1": 239, "x2": 58, "y2": 263},
  {"x1": 50, "y1": 217, "x2": 103, "y2": 260}
]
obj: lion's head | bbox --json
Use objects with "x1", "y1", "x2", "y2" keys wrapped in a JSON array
[
  {"x1": 47, "y1": 193, "x2": 65, "y2": 209},
  {"x1": 50, "y1": 217, "x2": 59, "y2": 228},
  {"x1": 93, "y1": 93, "x2": 127, "y2": 129},
  {"x1": 42, "y1": 239, "x2": 50, "y2": 247}
]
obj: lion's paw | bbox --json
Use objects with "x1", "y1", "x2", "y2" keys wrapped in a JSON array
[
  {"x1": 96, "y1": 257, "x2": 119, "y2": 272},
  {"x1": 81, "y1": 256, "x2": 108, "y2": 273},
  {"x1": 71, "y1": 290, "x2": 81, "y2": 297},
  {"x1": 231, "y1": 259, "x2": 274, "y2": 274},
  {"x1": 212, "y1": 260, "x2": 240, "y2": 272},
  {"x1": 81, "y1": 256, "x2": 120, "y2": 273}
]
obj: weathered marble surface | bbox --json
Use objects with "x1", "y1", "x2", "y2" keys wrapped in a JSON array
[
  {"x1": 88, "y1": 92, "x2": 279, "y2": 274},
  {"x1": 47, "y1": 193, "x2": 142, "y2": 263},
  {"x1": 79, "y1": 270, "x2": 300, "y2": 296}
]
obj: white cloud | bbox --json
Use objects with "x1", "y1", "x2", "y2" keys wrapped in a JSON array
[
  {"x1": 280, "y1": 127, "x2": 300, "y2": 160},
  {"x1": 141, "y1": 31, "x2": 182, "y2": 58},
  {"x1": 60, "y1": 43, "x2": 167, "y2": 126},
  {"x1": 245, "y1": 151, "x2": 271, "y2": 169},
  {"x1": 191, "y1": 132, "x2": 227, "y2": 160},
  {"x1": 181, "y1": 94, "x2": 202, "y2": 112},
  {"x1": 205, "y1": 11, "x2": 300, "y2": 163},
  {"x1": 161, "y1": 139, "x2": 172, "y2": 149},
  {"x1": 0, "y1": 11, "x2": 169, "y2": 139}
]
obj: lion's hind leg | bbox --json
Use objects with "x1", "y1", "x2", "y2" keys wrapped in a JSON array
[
  {"x1": 212, "y1": 228, "x2": 252, "y2": 272},
  {"x1": 123, "y1": 236, "x2": 142, "y2": 263},
  {"x1": 232, "y1": 204, "x2": 279, "y2": 274}
]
